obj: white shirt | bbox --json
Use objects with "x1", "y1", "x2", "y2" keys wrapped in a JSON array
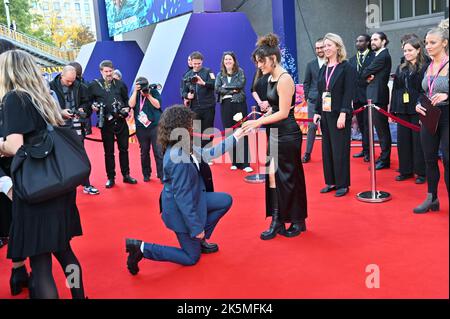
[
  {"x1": 191, "y1": 154, "x2": 200, "y2": 170},
  {"x1": 375, "y1": 47, "x2": 386, "y2": 57},
  {"x1": 317, "y1": 57, "x2": 326, "y2": 69},
  {"x1": 0, "y1": 176, "x2": 12, "y2": 196}
]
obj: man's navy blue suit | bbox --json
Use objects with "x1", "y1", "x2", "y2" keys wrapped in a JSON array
[{"x1": 142, "y1": 136, "x2": 236, "y2": 266}]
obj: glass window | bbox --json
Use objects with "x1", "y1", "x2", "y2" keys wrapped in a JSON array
[
  {"x1": 43, "y1": 2, "x2": 49, "y2": 10},
  {"x1": 75, "y1": 3, "x2": 81, "y2": 11},
  {"x1": 53, "y1": 2, "x2": 60, "y2": 11},
  {"x1": 84, "y1": 3, "x2": 90, "y2": 12},
  {"x1": 64, "y1": 2, "x2": 70, "y2": 11},
  {"x1": 382, "y1": 0, "x2": 395, "y2": 21},
  {"x1": 415, "y1": 0, "x2": 430, "y2": 15},
  {"x1": 431, "y1": 0, "x2": 445, "y2": 13},
  {"x1": 400, "y1": 0, "x2": 413, "y2": 18}
]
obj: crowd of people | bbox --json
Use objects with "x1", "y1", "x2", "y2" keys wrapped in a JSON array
[{"x1": 0, "y1": 17, "x2": 448, "y2": 298}]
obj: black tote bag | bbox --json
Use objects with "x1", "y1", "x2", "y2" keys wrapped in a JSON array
[{"x1": 11, "y1": 110, "x2": 91, "y2": 204}]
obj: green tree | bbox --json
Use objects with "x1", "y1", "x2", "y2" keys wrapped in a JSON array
[
  {"x1": 0, "y1": 0, "x2": 33, "y2": 33},
  {"x1": 70, "y1": 25, "x2": 96, "y2": 49}
]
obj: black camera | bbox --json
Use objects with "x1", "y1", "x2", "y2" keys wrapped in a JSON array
[
  {"x1": 137, "y1": 78, "x2": 150, "y2": 94},
  {"x1": 93, "y1": 102, "x2": 106, "y2": 128},
  {"x1": 68, "y1": 107, "x2": 87, "y2": 119},
  {"x1": 188, "y1": 75, "x2": 199, "y2": 84},
  {"x1": 111, "y1": 99, "x2": 129, "y2": 119}
]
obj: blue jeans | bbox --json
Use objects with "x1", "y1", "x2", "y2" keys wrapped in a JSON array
[{"x1": 142, "y1": 192, "x2": 232, "y2": 266}]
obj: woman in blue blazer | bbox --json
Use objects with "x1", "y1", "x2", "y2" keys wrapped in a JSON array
[{"x1": 125, "y1": 106, "x2": 246, "y2": 274}]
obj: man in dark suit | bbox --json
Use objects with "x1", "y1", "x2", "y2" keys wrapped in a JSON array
[
  {"x1": 302, "y1": 38, "x2": 325, "y2": 163},
  {"x1": 349, "y1": 34, "x2": 375, "y2": 162},
  {"x1": 361, "y1": 32, "x2": 392, "y2": 170}
]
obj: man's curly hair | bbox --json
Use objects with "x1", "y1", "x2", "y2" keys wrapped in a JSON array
[{"x1": 158, "y1": 105, "x2": 196, "y2": 153}]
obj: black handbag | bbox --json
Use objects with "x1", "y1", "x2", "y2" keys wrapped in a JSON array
[{"x1": 10, "y1": 108, "x2": 91, "y2": 204}]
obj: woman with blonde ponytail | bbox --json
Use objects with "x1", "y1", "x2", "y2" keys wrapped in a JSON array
[{"x1": 0, "y1": 50, "x2": 85, "y2": 299}]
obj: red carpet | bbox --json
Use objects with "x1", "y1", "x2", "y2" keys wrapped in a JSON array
[{"x1": 0, "y1": 130, "x2": 448, "y2": 299}]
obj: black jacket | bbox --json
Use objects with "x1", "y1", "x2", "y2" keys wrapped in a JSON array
[
  {"x1": 181, "y1": 67, "x2": 216, "y2": 110},
  {"x1": 315, "y1": 60, "x2": 356, "y2": 115},
  {"x1": 215, "y1": 68, "x2": 246, "y2": 104},
  {"x1": 348, "y1": 50, "x2": 376, "y2": 105},
  {"x1": 390, "y1": 63, "x2": 428, "y2": 114},
  {"x1": 50, "y1": 74, "x2": 92, "y2": 115},
  {"x1": 361, "y1": 48, "x2": 392, "y2": 107},
  {"x1": 88, "y1": 78, "x2": 129, "y2": 120},
  {"x1": 303, "y1": 58, "x2": 322, "y2": 104}
]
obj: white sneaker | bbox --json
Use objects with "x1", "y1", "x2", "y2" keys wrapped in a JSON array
[
  {"x1": 208, "y1": 161, "x2": 214, "y2": 166},
  {"x1": 230, "y1": 166, "x2": 238, "y2": 170},
  {"x1": 243, "y1": 167, "x2": 254, "y2": 173},
  {"x1": 83, "y1": 185, "x2": 100, "y2": 195}
]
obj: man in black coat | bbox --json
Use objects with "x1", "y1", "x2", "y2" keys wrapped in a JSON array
[
  {"x1": 89, "y1": 60, "x2": 137, "y2": 188},
  {"x1": 302, "y1": 38, "x2": 325, "y2": 163},
  {"x1": 50, "y1": 65, "x2": 99, "y2": 195},
  {"x1": 361, "y1": 32, "x2": 392, "y2": 170},
  {"x1": 349, "y1": 34, "x2": 375, "y2": 162}
]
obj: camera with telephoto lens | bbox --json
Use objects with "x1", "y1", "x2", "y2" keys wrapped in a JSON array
[
  {"x1": 93, "y1": 102, "x2": 106, "y2": 128},
  {"x1": 188, "y1": 74, "x2": 199, "y2": 85},
  {"x1": 111, "y1": 98, "x2": 129, "y2": 119}
]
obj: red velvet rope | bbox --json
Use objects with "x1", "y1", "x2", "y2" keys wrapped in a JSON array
[{"x1": 375, "y1": 107, "x2": 421, "y2": 132}]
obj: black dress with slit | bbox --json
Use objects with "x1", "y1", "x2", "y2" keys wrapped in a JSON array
[{"x1": 265, "y1": 74, "x2": 308, "y2": 222}]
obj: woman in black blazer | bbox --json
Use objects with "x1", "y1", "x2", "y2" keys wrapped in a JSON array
[
  {"x1": 391, "y1": 37, "x2": 427, "y2": 184},
  {"x1": 314, "y1": 33, "x2": 356, "y2": 197},
  {"x1": 215, "y1": 52, "x2": 252, "y2": 172}
]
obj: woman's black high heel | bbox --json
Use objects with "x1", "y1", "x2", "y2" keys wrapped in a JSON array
[{"x1": 10, "y1": 265, "x2": 29, "y2": 296}]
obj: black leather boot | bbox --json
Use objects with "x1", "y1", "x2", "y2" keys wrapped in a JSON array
[
  {"x1": 282, "y1": 220, "x2": 307, "y2": 238},
  {"x1": 125, "y1": 238, "x2": 144, "y2": 275},
  {"x1": 260, "y1": 210, "x2": 286, "y2": 240},
  {"x1": 10, "y1": 265, "x2": 29, "y2": 296}
]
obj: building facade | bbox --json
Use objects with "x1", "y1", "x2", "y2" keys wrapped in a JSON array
[{"x1": 30, "y1": 0, "x2": 97, "y2": 37}]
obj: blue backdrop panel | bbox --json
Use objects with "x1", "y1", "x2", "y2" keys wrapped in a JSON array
[
  {"x1": 82, "y1": 41, "x2": 144, "y2": 90},
  {"x1": 162, "y1": 12, "x2": 257, "y2": 130}
]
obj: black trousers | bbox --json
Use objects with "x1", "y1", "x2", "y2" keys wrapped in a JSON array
[
  {"x1": 396, "y1": 113, "x2": 425, "y2": 176},
  {"x1": 220, "y1": 99, "x2": 250, "y2": 167},
  {"x1": 373, "y1": 105, "x2": 392, "y2": 163},
  {"x1": 420, "y1": 105, "x2": 449, "y2": 196},
  {"x1": 192, "y1": 107, "x2": 216, "y2": 148},
  {"x1": 321, "y1": 112, "x2": 352, "y2": 189},
  {"x1": 135, "y1": 126, "x2": 163, "y2": 179},
  {"x1": 100, "y1": 119, "x2": 130, "y2": 179},
  {"x1": 354, "y1": 102, "x2": 369, "y2": 155},
  {"x1": 80, "y1": 136, "x2": 91, "y2": 187}
]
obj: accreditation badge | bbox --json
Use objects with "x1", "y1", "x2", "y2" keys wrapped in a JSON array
[
  {"x1": 403, "y1": 92, "x2": 410, "y2": 104},
  {"x1": 322, "y1": 92, "x2": 332, "y2": 112},
  {"x1": 138, "y1": 111, "x2": 151, "y2": 128}
]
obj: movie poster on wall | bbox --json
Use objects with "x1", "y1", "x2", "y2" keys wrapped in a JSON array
[{"x1": 106, "y1": 0, "x2": 194, "y2": 37}]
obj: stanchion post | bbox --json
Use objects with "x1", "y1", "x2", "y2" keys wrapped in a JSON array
[
  {"x1": 356, "y1": 99, "x2": 392, "y2": 203},
  {"x1": 244, "y1": 106, "x2": 265, "y2": 184}
]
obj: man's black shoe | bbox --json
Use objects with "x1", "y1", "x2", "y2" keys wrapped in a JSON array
[
  {"x1": 301, "y1": 153, "x2": 311, "y2": 163},
  {"x1": 201, "y1": 240, "x2": 218, "y2": 254},
  {"x1": 395, "y1": 173, "x2": 414, "y2": 181},
  {"x1": 143, "y1": 176, "x2": 150, "y2": 182},
  {"x1": 105, "y1": 179, "x2": 115, "y2": 189},
  {"x1": 375, "y1": 162, "x2": 390, "y2": 170},
  {"x1": 335, "y1": 187, "x2": 349, "y2": 197},
  {"x1": 320, "y1": 185, "x2": 336, "y2": 193},
  {"x1": 415, "y1": 176, "x2": 426, "y2": 184},
  {"x1": 123, "y1": 175, "x2": 137, "y2": 184},
  {"x1": 353, "y1": 151, "x2": 365, "y2": 158},
  {"x1": 125, "y1": 238, "x2": 143, "y2": 275},
  {"x1": 364, "y1": 155, "x2": 370, "y2": 162}
]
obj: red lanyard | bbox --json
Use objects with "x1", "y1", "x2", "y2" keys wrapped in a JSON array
[
  {"x1": 325, "y1": 63, "x2": 338, "y2": 91},
  {"x1": 427, "y1": 57, "x2": 448, "y2": 97}
]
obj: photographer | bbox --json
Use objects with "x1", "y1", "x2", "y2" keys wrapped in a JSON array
[
  {"x1": 89, "y1": 60, "x2": 137, "y2": 188},
  {"x1": 129, "y1": 77, "x2": 163, "y2": 183},
  {"x1": 181, "y1": 51, "x2": 216, "y2": 149},
  {"x1": 50, "y1": 65, "x2": 99, "y2": 195}
]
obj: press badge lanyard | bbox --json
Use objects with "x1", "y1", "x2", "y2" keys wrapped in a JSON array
[
  {"x1": 427, "y1": 57, "x2": 449, "y2": 98},
  {"x1": 139, "y1": 94, "x2": 146, "y2": 112},
  {"x1": 325, "y1": 64, "x2": 338, "y2": 92},
  {"x1": 138, "y1": 94, "x2": 151, "y2": 127}
]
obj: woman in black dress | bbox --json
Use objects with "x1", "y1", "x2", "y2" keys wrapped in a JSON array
[
  {"x1": 0, "y1": 50, "x2": 85, "y2": 299},
  {"x1": 242, "y1": 33, "x2": 307, "y2": 240}
]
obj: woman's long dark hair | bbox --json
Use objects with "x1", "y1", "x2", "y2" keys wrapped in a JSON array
[
  {"x1": 157, "y1": 105, "x2": 196, "y2": 153},
  {"x1": 400, "y1": 37, "x2": 426, "y2": 72},
  {"x1": 220, "y1": 51, "x2": 239, "y2": 76}
]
